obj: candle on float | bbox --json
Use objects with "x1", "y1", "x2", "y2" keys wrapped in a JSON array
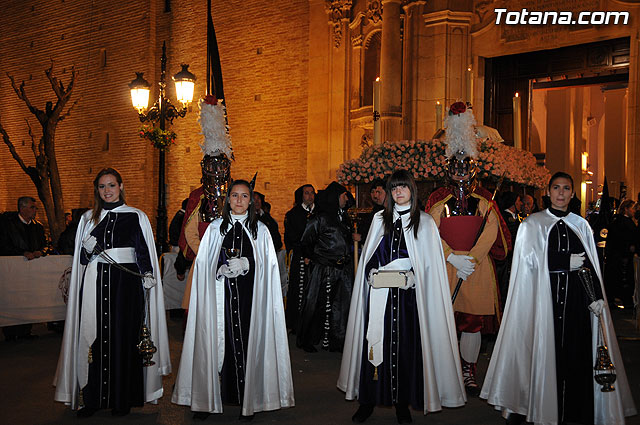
[
  {"x1": 373, "y1": 77, "x2": 381, "y2": 145},
  {"x1": 512, "y1": 92, "x2": 522, "y2": 149},
  {"x1": 466, "y1": 66, "x2": 473, "y2": 106},
  {"x1": 435, "y1": 101, "x2": 443, "y2": 131}
]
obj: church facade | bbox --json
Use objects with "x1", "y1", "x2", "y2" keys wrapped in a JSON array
[{"x1": 1, "y1": 0, "x2": 638, "y2": 233}]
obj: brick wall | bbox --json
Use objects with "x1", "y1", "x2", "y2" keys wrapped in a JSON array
[{"x1": 0, "y1": 0, "x2": 310, "y2": 242}]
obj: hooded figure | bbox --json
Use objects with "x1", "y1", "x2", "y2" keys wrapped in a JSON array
[
  {"x1": 283, "y1": 184, "x2": 316, "y2": 330},
  {"x1": 297, "y1": 181, "x2": 355, "y2": 352}
]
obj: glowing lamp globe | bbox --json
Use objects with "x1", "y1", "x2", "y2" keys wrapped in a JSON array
[
  {"x1": 173, "y1": 64, "x2": 196, "y2": 107},
  {"x1": 128, "y1": 72, "x2": 151, "y2": 113}
]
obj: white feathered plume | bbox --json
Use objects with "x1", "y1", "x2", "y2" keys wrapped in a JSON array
[
  {"x1": 198, "y1": 98, "x2": 233, "y2": 158},
  {"x1": 444, "y1": 102, "x2": 478, "y2": 159}
]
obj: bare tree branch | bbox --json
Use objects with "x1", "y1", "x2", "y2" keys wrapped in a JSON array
[
  {"x1": 7, "y1": 74, "x2": 48, "y2": 126},
  {"x1": 25, "y1": 119, "x2": 38, "y2": 158},
  {"x1": 59, "y1": 98, "x2": 80, "y2": 122},
  {"x1": 0, "y1": 120, "x2": 30, "y2": 174}
]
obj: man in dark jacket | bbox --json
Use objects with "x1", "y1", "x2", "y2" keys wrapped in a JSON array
[
  {"x1": 0, "y1": 196, "x2": 46, "y2": 259},
  {"x1": 0, "y1": 196, "x2": 46, "y2": 340},
  {"x1": 283, "y1": 184, "x2": 315, "y2": 331},
  {"x1": 297, "y1": 182, "x2": 355, "y2": 353}
]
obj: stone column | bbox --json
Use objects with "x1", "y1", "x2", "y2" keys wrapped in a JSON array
[
  {"x1": 402, "y1": 1, "x2": 426, "y2": 141},
  {"x1": 380, "y1": 0, "x2": 403, "y2": 142},
  {"x1": 421, "y1": 9, "x2": 473, "y2": 137}
]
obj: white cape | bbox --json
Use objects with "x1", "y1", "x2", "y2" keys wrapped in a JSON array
[
  {"x1": 54, "y1": 206, "x2": 171, "y2": 408},
  {"x1": 338, "y1": 211, "x2": 466, "y2": 412},
  {"x1": 480, "y1": 209, "x2": 637, "y2": 425},
  {"x1": 172, "y1": 218, "x2": 294, "y2": 415}
]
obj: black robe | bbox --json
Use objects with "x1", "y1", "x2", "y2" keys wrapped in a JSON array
[
  {"x1": 217, "y1": 221, "x2": 255, "y2": 405},
  {"x1": 604, "y1": 214, "x2": 637, "y2": 307},
  {"x1": 357, "y1": 216, "x2": 423, "y2": 409},
  {"x1": 80, "y1": 206, "x2": 151, "y2": 411},
  {"x1": 547, "y1": 208, "x2": 602, "y2": 425},
  {"x1": 283, "y1": 203, "x2": 314, "y2": 329}
]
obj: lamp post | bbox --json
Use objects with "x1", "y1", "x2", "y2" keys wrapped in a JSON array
[{"x1": 128, "y1": 41, "x2": 196, "y2": 253}]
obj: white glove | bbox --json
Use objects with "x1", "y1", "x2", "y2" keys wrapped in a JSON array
[
  {"x1": 217, "y1": 264, "x2": 241, "y2": 279},
  {"x1": 82, "y1": 235, "x2": 97, "y2": 253},
  {"x1": 403, "y1": 270, "x2": 416, "y2": 289},
  {"x1": 367, "y1": 268, "x2": 378, "y2": 285},
  {"x1": 142, "y1": 272, "x2": 156, "y2": 289},
  {"x1": 228, "y1": 257, "x2": 250, "y2": 276},
  {"x1": 456, "y1": 269, "x2": 471, "y2": 281},
  {"x1": 570, "y1": 252, "x2": 586, "y2": 271},
  {"x1": 589, "y1": 299, "x2": 604, "y2": 316},
  {"x1": 447, "y1": 253, "x2": 475, "y2": 276}
]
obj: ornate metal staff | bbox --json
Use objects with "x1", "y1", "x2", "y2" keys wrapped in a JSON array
[
  {"x1": 578, "y1": 267, "x2": 616, "y2": 392},
  {"x1": 451, "y1": 173, "x2": 505, "y2": 303}
]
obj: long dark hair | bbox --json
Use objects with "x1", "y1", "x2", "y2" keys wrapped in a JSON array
[
  {"x1": 382, "y1": 170, "x2": 421, "y2": 237},
  {"x1": 92, "y1": 168, "x2": 126, "y2": 223},
  {"x1": 220, "y1": 179, "x2": 258, "y2": 239}
]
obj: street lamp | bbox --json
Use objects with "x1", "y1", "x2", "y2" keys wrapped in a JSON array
[{"x1": 128, "y1": 41, "x2": 196, "y2": 253}]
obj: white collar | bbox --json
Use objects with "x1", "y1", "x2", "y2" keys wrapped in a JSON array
[
  {"x1": 393, "y1": 203, "x2": 411, "y2": 221},
  {"x1": 231, "y1": 212, "x2": 248, "y2": 223},
  {"x1": 302, "y1": 203, "x2": 314, "y2": 212},
  {"x1": 18, "y1": 213, "x2": 32, "y2": 225}
]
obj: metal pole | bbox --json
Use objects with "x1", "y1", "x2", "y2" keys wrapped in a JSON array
[{"x1": 156, "y1": 42, "x2": 168, "y2": 253}]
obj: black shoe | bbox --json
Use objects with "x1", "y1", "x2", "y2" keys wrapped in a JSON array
[
  {"x1": 352, "y1": 404, "x2": 374, "y2": 423},
  {"x1": 505, "y1": 412, "x2": 526, "y2": 425},
  {"x1": 111, "y1": 407, "x2": 130, "y2": 416},
  {"x1": 77, "y1": 407, "x2": 97, "y2": 418},
  {"x1": 239, "y1": 414, "x2": 255, "y2": 421},
  {"x1": 193, "y1": 412, "x2": 211, "y2": 420},
  {"x1": 18, "y1": 333, "x2": 39, "y2": 340},
  {"x1": 395, "y1": 404, "x2": 412, "y2": 424},
  {"x1": 302, "y1": 345, "x2": 317, "y2": 353}
]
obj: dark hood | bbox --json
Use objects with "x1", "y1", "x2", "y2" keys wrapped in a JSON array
[
  {"x1": 316, "y1": 181, "x2": 354, "y2": 215},
  {"x1": 294, "y1": 185, "x2": 305, "y2": 205}
]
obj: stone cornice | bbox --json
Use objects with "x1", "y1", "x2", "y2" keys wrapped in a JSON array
[{"x1": 423, "y1": 10, "x2": 473, "y2": 26}]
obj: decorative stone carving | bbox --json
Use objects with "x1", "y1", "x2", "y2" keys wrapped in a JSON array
[
  {"x1": 352, "y1": 34, "x2": 363, "y2": 46},
  {"x1": 326, "y1": 0, "x2": 353, "y2": 48},
  {"x1": 361, "y1": 130, "x2": 373, "y2": 148},
  {"x1": 367, "y1": 0, "x2": 382, "y2": 24}
]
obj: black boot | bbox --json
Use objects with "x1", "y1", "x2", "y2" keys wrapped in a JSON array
[
  {"x1": 111, "y1": 407, "x2": 130, "y2": 416},
  {"x1": 193, "y1": 411, "x2": 211, "y2": 420},
  {"x1": 352, "y1": 403, "x2": 374, "y2": 423},
  {"x1": 76, "y1": 407, "x2": 97, "y2": 418},
  {"x1": 395, "y1": 403, "x2": 412, "y2": 424}
]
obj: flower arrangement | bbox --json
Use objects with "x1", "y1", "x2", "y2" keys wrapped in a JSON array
[
  {"x1": 139, "y1": 126, "x2": 177, "y2": 150},
  {"x1": 336, "y1": 138, "x2": 550, "y2": 189}
]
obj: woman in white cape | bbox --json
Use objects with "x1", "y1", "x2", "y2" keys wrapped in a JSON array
[
  {"x1": 54, "y1": 168, "x2": 170, "y2": 417},
  {"x1": 338, "y1": 170, "x2": 466, "y2": 423},
  {"x1": 481, "y1": 172, "x2": 636, "y2": 425},
  {"x1": 172, "y1": 179, "x2": 294, "y2": 420}
]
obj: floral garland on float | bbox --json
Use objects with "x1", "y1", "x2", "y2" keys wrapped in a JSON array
[{"x1": 337, "y1": 102, "x2": 550, "y2": 189}]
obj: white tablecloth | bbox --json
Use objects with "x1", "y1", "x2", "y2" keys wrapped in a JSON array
[{"x1": 0, "y1": 255, "x2": 72, "y2": 326}]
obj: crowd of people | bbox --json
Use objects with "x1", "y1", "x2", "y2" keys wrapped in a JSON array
[{"x1": 2, "y1": 157, "x2": 639, "y2": 423}]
